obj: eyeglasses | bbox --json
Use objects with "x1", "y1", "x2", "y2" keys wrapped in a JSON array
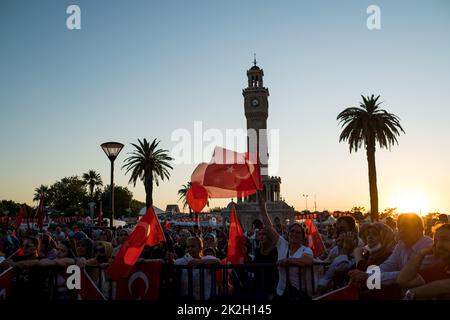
[{"x1": 95, "y1": 248, "x2": 105, "y2": 253}]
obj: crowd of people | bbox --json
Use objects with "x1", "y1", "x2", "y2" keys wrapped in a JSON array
[{"x1": 1, "y1": 198, "x2": 449, "y2": 301}]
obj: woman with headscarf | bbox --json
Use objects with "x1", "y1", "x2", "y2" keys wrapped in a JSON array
[
  {"x1": 354, "y1": 222, "x2": 396, "y2": 270},
  {"x1": 84, "y1": 241, "x2": 113, "y2": 267},
  {"x1": 346, "y1": 222, "x2": 399, "y2": 299},
  {"x1": 347, "y1": 222, "x2": 396, "y2": 290}
]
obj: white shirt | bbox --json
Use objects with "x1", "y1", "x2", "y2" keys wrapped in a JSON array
[
  {"x1": 379, "y1": 236, "x2": 434, "y2": 285},
  {"x1": 175, "y1": 255, "x2": 217, "y2": 300},
  {"x1": 276, "y1": 236, "x2": 313, "y2": 296}
]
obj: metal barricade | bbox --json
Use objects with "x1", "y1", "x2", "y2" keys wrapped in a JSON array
[{"x1": 5, "y1": 262, "x2": 331, "y2": 301}]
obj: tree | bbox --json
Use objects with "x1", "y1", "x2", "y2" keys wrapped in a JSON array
[
  {"x1": 351, "y1": 206, "x2": 366, "y2": 214},
  {"x1": 350, "y1": 206, "x2": 367, "y2": 221},
  {"x1": 47, "y1": 176, "x2": 88, "y2": 215},
  {"x1": 100, "y1": 185, "x2": 133, "y2": 217},
  {"x1": 0, "y1": 200, "x2": 20, "y2": 216},
  {"x1": 178, "y1": 182, "x2": 192, "y2": 216},
  {"x1": 130, "y1": 199, "x2": 145, "y2": 216},
  {"x1": 33, "y1": 185, "x2": 49, "y2": 202},
  {"x1": 380, "y1": 207, "x2": 397, "y2": 220},
  {"x1": 337, "y1": 95, "x2": 405, "y2": 221},
  {"x1": 122, "y1": 138, "x2": 173, "y2": 208},
  {"x1": 82, "y1": 170, "x2": 103, "y2": 201}
]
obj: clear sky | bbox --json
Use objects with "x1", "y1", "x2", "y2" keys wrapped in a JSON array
[{"x1": 1, "y1": 0, "x2": 449, "y2": 214}]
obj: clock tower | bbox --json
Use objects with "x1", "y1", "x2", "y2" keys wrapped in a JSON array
[
  {"x1": 223, "y1": 59, "x2": 295, "y2": 229},
  {"x1": 243, "y1": 57, "x2": 269, "y2": 178}
]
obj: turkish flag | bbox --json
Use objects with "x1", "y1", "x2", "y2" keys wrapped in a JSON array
[
  {"x1": 225, "y1": 206, "x2": 246, "y2": 264},
  {"x1": 77, "y1": 269, "x2": 106, "y2": 300},
  {"x1": 116, "y1": 261, "x2": 162, "y2": 300},
  {"x1": 15, "y1": 206, "x2": 26, "y2": 230},
  {"x1": 106, "y1": 207, "x2": 166, "y2": 281},
  {"x1": 314, "y1": 285, "x2": 360, "y2": 300},
  {"x1": 36, "y1": 197, "x2": 44, "y2": 230},
  {"x1": 304, "y1": 219, "x2": 326, "y2": 257},
  {"x1": 191, "y1": 147, "x2": 262, "y2": 199},
  {"x1": 217, "y1": 206, "x2": 246, "y2": 295},
  {"x1": 0, "y1": 267, "x2": 14, "y2": 300}
]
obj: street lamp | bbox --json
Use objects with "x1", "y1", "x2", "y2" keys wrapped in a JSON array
[
  {"x1": 302, "y1": 194, "x2": 309, "y2": 211},
  {"x1": 101, "y1": 142, "x2": 124, "y2": 229}
]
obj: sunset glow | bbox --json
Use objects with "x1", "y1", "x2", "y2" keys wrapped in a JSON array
[{"x1": 392, "y1": 190, "x2": 431, "y2": 215}]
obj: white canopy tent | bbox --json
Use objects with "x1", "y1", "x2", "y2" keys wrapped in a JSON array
[
  {"x1": 322, "y1": 216, "x2": 337, "y2": 225},
  {"x1": 138, "y1": 206, "x2": 165, "y2": 216}
]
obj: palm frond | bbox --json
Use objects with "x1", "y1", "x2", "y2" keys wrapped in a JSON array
[
  {"x1": 337, "y1": 95, "x2": 405, "y2": 153},
  {"x1": 122, "y1": 138, "x2": 174, "y2": 199}
]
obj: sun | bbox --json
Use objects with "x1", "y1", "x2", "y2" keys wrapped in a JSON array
[{"x1": 392, "y1": 191, "x2": 430, "y2": 215}]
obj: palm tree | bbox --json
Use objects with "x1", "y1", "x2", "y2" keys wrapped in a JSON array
[
  {"x1": 122, "y1": 138, "x2": 173, "y2": 208},
  {"x1": 178, "y1": 182, "x2": 192, "y2": 216},
  {"x1": 33, "y1": 185, "x2": 49, "y2": 201},
  {"x1": 82, "y1": 170, "x2": 103, "y2": 200},
  {"x1": 337, "y1": 95, "x2": 405, "y2": 221}
]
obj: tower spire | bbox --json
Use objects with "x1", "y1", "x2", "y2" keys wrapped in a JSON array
[{"x1": 253, "y1": 53, "x2": 257, "y2": 66}]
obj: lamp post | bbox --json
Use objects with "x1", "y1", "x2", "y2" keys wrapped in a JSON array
[
  {"x1": 101, "y1": 142, "x2": 124, "y2": 229},
  {"x1": 314, "y1": 194, "x2": 317, "y2": 212},
  {"x1": 302, "y1": 194, "x2": 309, "y2": 211}
]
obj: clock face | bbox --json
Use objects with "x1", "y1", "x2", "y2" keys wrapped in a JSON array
[{"x1": 251, "y1": 98, "x2": 259, "y2": 106}]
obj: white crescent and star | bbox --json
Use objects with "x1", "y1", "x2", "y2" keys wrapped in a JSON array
[
  {"x1": 128, "y1": 271, "x2": 150, "y2": 298},
  {"x1": 226, "y1": 165, "x2": 252, "y2": 179},
  {"x1": 226, "y1": 166, "x2": 235, "y2": 173}
]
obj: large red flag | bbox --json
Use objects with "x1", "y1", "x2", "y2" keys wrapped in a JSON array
[
  {"x1": 225, "y1": 206, "x2": 246, "y2": 264},
  {"x1": 77, "y1": 269, "x2": 106, "y2": 300},
  {"x1": 36, "y1": 197, "x2": 44, "y2": 231},
  {"x1": 0, "y1": 267, "x2": 14, "y2": 300},
  {"x1": 191, "y1": 147, "x2": 262, "y2": 199},
  {"x1": 304, "y1": 219, "x2": 326, "y2": 257},
  {"x1": 115, "y1": 261, "x2": 162, "y2": 300},
  {"x1": 106, "y1": 207, "x2": 166, "y2": 281},
  {"x1": 15, "y1": 206, "x2": 26, "y2": 230}
]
